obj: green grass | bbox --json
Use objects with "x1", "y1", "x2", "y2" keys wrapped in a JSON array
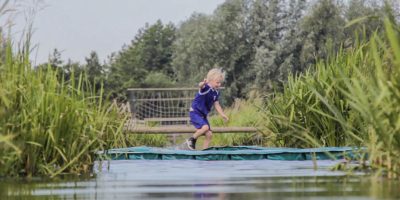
[
  {"x1": 125, "y1": 134, "x2": 168, "y2": 147},
  {"x1": 208, "y1": 98, "x2": 266, "y2": 146}
]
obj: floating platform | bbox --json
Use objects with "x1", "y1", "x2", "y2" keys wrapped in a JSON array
[{"x1": 102, "y1": 146, "x2": 362, "y2": 161}]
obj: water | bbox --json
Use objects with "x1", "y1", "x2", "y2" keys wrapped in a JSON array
[{"x1": 2, "y1": 159, "x2": 400, "y2": 200}]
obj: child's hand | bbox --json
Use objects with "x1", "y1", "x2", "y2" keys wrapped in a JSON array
[
  {"x1": 199, "y1": 79, "x2": 207, "y2": 88},
  {"x1": 222, "y1": 114, "x2": 229, "y2": 123}
]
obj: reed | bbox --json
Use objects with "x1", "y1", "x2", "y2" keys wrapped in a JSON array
[
  {"x1": 0, "y1": 35, "x2": 127, "y2": 177},
  {"x1": 341, "y1": 19, "x2": 400, "y2": 178},
  {"x1": 262, "y1": 18, "x2": 400, "y2": 178}
]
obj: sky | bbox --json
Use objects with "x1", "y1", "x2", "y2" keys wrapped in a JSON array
[{"x1": 9, "y1": 0, "x2": 225, "y2": 65}]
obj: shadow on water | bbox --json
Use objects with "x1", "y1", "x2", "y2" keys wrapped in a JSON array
[{"x1": 2, "y1": 159, "x2": 400, "y2": 200}]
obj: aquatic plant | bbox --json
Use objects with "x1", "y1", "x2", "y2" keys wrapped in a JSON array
[
  {"x1": 263, "y1": 17, "x2": 400, "y2": 178},
  {"x1": 0, "y1": 33, "x2": 128, "y2": 177}
]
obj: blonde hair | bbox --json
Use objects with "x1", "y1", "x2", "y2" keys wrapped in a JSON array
[{"x1": 206, "y1": 68, "x2": 225, "y2": 82}]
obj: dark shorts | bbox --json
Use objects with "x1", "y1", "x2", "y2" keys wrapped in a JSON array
[{"x1": 190, "y1": 111, "x2": 210, "y2": 130}]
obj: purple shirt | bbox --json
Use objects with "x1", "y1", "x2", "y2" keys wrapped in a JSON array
[{"x1": 190, "y1": 84, "x2": 219, "y2": 116}]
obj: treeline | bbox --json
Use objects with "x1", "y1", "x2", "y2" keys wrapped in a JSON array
[{"x1": 39, "y1": 0, "x2": 398, "y2": 103}]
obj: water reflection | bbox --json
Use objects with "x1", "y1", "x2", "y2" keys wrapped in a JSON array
[{"x1": 1, "y1": 160, "x2": 400, "y2": 200}]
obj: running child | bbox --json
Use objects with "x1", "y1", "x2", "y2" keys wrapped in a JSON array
[{"x1": 186, "y1": 68, "x2": 229, "y2": 150}]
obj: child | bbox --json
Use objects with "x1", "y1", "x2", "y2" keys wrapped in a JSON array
[{"x1": 186, "y1": 68, "x2": 229, "y2": 150}]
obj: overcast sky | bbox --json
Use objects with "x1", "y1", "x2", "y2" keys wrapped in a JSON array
[{"x1": 10, "y1": 0, "x2": 225, "y2": 65}]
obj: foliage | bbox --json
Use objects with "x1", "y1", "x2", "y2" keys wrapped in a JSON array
[
  {"x1": 299, "y1": 0, "x2": 346, "y2": 68},
  {"x1": 262, "y1": 54, "x2": 359, "y2": 147},
  {"x1": 125, "y1": 134, "x2": 167, "y2": 147},
  {"x1": 209, "y1": 98, "x2": 266, "y2": 146},
  {"x1": 31, "y1": 0, "x2": 397, "y2": 105},
  {"x1": 0, "y1": 37, "x2": 128, "y2": 177},
  {"x1": 84, "y1": 51, "x2": 105, "y2": 94},
  {"x1": 171, "y1": 0, "x2": 391, "y2": 100},
  {"x1": 172, "y1": 1, "x2": 255, "y2": 103},
  {"x1": 106, "y1": 20, "x2": 176, "y2": 100},
  {"x1": 171, "y1": 13, "x2": 215, "y2": 83},
  {"x1": 263, "y1": 17, "x2": 400, "y2": 178},
  {"x1": 342, "y1": 19, "x2": 400, "y2": 178},
  {"x1": 2, "y1": 0, "x2": 399, "y2": 177}
]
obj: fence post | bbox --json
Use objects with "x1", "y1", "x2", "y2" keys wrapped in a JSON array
[{"x1": 128, "y1": 90, "x2": 136, "y2": 119}]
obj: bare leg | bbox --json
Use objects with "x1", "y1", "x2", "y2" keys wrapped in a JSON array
[
  {"x1": 203, "y1": 130, "x2": 213, "y2": 149},
  {"x1": 192, "y1": 125, "x2": 209, "y2": 139}
]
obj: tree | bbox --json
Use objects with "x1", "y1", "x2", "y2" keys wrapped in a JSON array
[
  {"x1": 106, "y1": 20, "x2": 176, "y2": 100},
  {"x1": 61, "y1": 59, "x2": 82, "y2": 84},
  {"x1": 172, "y1": 13, "x2": 216, "y2": 84},
  {"x1": 250, "y1": 0, "x2": 287, "y2": 92},
  {"x1": 172, "y1": 0, "x2": 253, "y2": 102},
  {"x1": 211, "y1": 0, "x2": 254, "y2": 100},
  {"x1": 172, "y1": 0, "x2": 309, "y2": 98},
  {"x1": 84, "y1": 51, "x2": 104, "y2": 92},
  {"x1": 34, "y1": 49, "x2": 65, "y2": 81},
  {"x1": 299, "y1": 0, "x2": 346, "y2": 67},
  {"x1": 47, "y1": 48, "x2": 63, "y2": 70},
  {"x1": 344, "y1": 0, "x2": 397, "y2": 41},
  {"x1": 280, "y1": 0, "x2": 307, "y2": 75}
]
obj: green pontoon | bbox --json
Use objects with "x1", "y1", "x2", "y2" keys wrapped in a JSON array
[{"x1": 102, "y1": 146, "x2": 364, "y2": 161}]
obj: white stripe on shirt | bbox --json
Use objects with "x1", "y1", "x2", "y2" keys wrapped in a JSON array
[{"x1": 199, "y1": 88, "x2": 211, "y2": 95}]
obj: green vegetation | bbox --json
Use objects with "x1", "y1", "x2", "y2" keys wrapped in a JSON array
[
  {"x1": 262, "y1": 18, "x2": 400, "y2": 178},
  {"x1": 209, "y1": 99, "x2": 265, "y2": 146},
  {"x1": 0, "y1": 36, "x2": 171, "y2": 176},
  {"x1": 33, "y1": 0, "x2": 394, "y2": 105},
  {"x1": 1, "y1": 0, "x2": 400, "y2": 179},
  {"x1": 106, "y1": 20, "x2": 177, "y2": 100},
  {"x1": 0, "y1": 37, "x2": 130, "y2": 177}
]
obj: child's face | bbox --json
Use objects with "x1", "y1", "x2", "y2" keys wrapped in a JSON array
[{"x1": 208, "y1": 77, "x2": 223, "y2": 89}]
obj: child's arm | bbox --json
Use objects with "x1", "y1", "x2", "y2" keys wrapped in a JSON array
[
  {"x1": 214, "y1": 101, "x2": 229, "y2": 122},
  {"x1": 198, "y1": 79, "x2": 207, "y2": 89}
]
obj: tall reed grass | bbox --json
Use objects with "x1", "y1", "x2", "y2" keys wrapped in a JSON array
[
  {"x1": 0, "y1": 36, "x2": 128, "y2": 177},
  {"x1": 263, "y1": 18, "x2": 400, "y2": 178}
]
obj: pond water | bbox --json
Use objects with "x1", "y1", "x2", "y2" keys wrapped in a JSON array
[{"x1": 1, "y1": 159, "x2": 400, "y2": 200}]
